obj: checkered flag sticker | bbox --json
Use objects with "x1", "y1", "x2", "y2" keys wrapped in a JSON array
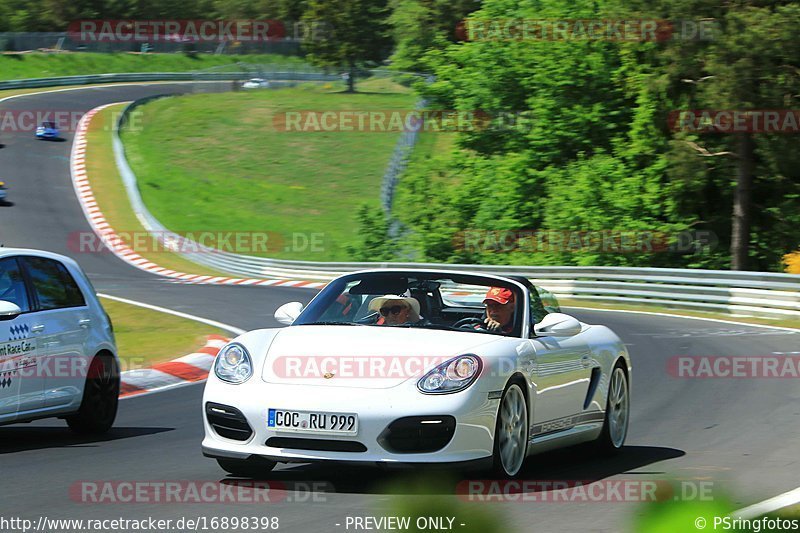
[{"x1": 9, "y1": 323, "x2": 29, "y2": 341}]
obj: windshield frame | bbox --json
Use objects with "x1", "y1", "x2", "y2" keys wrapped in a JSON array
[{"x1": 293, "y1": 270, "x2": 531, "y2": 338}]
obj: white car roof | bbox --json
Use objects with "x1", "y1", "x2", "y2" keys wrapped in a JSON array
[{"x1": 0, "y1": 247, "x2": 82, "y2": 270}]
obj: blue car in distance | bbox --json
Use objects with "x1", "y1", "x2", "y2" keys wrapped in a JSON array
[{"x1": 35, "y1": 121, "x2": 59, "y2": 139}]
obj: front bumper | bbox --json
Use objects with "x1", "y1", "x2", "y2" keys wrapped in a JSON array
[{"x1": 201, "y1": 376, "x2": 499, "y2": 465}]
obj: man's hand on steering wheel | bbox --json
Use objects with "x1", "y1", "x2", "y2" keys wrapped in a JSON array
[
  {"x1": 453, "y1": 316, "x2": 508, "y2": 332},
  {"x1": 482, "y1": 316, "x2": 504, "y2": 331}
]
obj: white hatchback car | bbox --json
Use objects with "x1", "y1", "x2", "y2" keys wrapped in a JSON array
[
  {"x1": 0, "y1": 249, "x2": 119, "y2": 433},
  {"x1": 242, "y1": 78, "x2": 270, "y2": 89}
]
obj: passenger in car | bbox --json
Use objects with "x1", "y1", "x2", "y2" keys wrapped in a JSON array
[{"x1": 368, "y1": 295, "x2": 422, "y2": 326}]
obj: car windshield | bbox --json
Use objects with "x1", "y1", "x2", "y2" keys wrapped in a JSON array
[
  {"x1": 42, "y1": 122, "x2": 55, "y2": 128},
  {"x1": 293, "y1": 272, "x2": 525, "y2": 337}
]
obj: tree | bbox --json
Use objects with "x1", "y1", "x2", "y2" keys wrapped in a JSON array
[
  {"x1": 388, "y1": 0, "x2": 479, "y2": 73},
  {"x1": 346, "y1": 205, "x2": 396, "y2": 260},
  {"x1": 391, "y1": 0, "x2": 800, "y2": 271},
  {"x1": 655, "y1": 1, "x2": 800, "y2": 270},
  {"x1": 302, "y1": 0, "x2": 392, "y2": 92}
]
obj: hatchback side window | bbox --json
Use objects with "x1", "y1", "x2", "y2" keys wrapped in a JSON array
[
  {"x1": 0, "y1": 257, "x2": 30, "y2": 312},
  {"x1": 22, "y1": 257, "x2": 85, "y2": 310}
]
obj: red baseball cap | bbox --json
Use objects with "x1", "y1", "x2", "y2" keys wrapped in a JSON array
[{"x1": 484, "y1": 287, "x2": 514, "y2": 305}]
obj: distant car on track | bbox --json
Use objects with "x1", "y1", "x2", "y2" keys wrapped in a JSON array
[
  {"x1": 202, "y1": 269, "x2": 632, "y2": 478},
  {"x1": 0, "y1": 249, "x2": 119, "y2": 434},
  {"x1": 0, "y1": 180, "x2": 7, "y2": 203},
  {"x1": 35, "y1": 121, "x2": 59, "y2": 140},
  {"x1": 241, "y1": 78, "x2": 270, "y2": 89}
]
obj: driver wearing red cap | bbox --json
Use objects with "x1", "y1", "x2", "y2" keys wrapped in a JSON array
[{"x1": 481, "y1": 287, "x2": 515, "y2": 333}]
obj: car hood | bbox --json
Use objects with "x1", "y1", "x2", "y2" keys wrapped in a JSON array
[{"x1": 260, "y1": 325, "x2": 497, "y2": 389}]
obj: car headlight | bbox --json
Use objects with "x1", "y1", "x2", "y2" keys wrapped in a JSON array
[
  {"x1": 214, "y1": 343, "x2": 253, "y2": 384},
  {"x1": 417, "y1": 355, "x2": 482, "y2": 394}
]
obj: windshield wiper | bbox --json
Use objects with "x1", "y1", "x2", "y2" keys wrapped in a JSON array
[{"x1": 394, "y1": 323, "x2": 459, "y2": 331}]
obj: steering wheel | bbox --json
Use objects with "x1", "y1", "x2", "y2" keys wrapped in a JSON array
[
  {"x1": 355, "y1": 312, "x2": 379, "y2": 325},
  {"x1": 453, "y1": 317, "x2": 485, "y2": 330}
]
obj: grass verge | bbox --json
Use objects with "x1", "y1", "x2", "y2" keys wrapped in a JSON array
[
  {"x1": 121, "y1": 78, "x2": 417, "y2": 261},
  {"x1": 561, "y1": 297, "x2": 800, "y2": 330},
  {"x1": 779, "y1": 505, "x2": 799, "y2": 518},
  {"x1": 100, "y1": 296, "x2": 227, "y2": 368},
  {"x1": 0, "y1": 52, "x2": 308, "y2": 81},
  {"x1": 85, "y1": 104, "x2": 231, "y2": 278}
]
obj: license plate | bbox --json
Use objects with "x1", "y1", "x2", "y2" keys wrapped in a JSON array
[{"x1": 267, "y1": 408, "x2": 358, "y2": 435}]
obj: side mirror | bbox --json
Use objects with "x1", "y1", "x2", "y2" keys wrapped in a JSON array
[
  {"x1": 274, "y1": 302, "x2": 304, "y2": 326},
  {"x1": 533, "y1": 313, "x2": 582, "y2": 338},
  {"x1": 0, "y1": 300, "x2": 22, "y2": 322}
]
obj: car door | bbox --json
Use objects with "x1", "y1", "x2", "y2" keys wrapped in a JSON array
[
  {"x1": 0, "y1": 257, "x2": 36, "y2": 419},
  {"x1": 20, "y1": 257, "x2": 90, "y2": 410},
  {"x1": 527, "y1": 291, "x2": 594, "y2": 435}
]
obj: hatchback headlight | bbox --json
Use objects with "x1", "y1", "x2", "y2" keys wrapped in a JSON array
[
  {"x1": 214, "y1": 343, "x2": 253, "y2": 384},
  {"x1": 418, "y1": 355, "x2": 482, "y2": 394}
]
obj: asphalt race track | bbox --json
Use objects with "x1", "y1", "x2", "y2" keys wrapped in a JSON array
[{"x1": 1, "y1": 84, "x2": 799, "y2": 532}]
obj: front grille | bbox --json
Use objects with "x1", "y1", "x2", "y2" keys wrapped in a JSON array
[
  {"x1": 265, "y1": 437, "x2": 367, "y2": 453},
  {"x1": 378, "y1": 416, "x2": 456, "y2": 453},
  {"x1": 205, "y1": 402, "x2": 253, "y2": 441}
]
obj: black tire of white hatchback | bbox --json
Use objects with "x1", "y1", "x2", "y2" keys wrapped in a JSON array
[
  {"x1": 216, "y1": 457, "x2": 277, "y2": 478},
  {"x1": 594, "y1": 363, "x2": 629, "y2": 454},
  {"x1": 66, "y1": 355, "x2": 120, "y2": 434},
  {"x1": 492, "y1": 382, "x2": 529, "y2": 477}
]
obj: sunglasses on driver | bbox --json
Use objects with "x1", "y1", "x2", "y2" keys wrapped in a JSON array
[{"x1": 379, "y1": 305, "x2": 407, "y2": 316}]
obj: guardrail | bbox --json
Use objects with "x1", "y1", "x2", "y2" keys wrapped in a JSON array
[
  {"x1": 0, "y1": 31, "x2": 303, "y2": 54},
  {"x1": 110, "y1": 94, "x2": 800, "y2": 320},
  {"x1": 0, "y1": 70, "x2": 339, "y2": 91},
  {"x1": 380, "y1": 98, "x2": 426, "y2": 212}
]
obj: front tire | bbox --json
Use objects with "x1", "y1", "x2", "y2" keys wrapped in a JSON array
[
  {"x1": 492, "y1": 383, "x2": 528, "y2": 478},
  {"x1": 216, "y1": 457, "x2": 277, "y2": 478},
  {"x1": 66, "y1": 355, "x2": 120, "y2": 435},
  {"x1": 594, "y1": 364, "x2": 630, "y2": 454}
]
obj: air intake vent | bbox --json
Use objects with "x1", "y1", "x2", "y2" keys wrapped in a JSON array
[
  {"x1": 266, "y1": 437, "x2": 366, "y2": 453},
  {"x1": 205, "y1": 402, "x2": 253, "y2": 442},
  {"x1": 378, "y1": 416, "x2": 456, "y2": 453}
]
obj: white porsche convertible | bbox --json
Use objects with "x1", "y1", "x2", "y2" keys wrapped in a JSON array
[{"x1": 202, "y1": 270, "x2": 631, "y2": 478}]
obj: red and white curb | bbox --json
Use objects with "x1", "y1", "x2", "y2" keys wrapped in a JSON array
[
  {"x1": 120, "y1": 335, "x2": 229, "y2": 398},
  {"x1": 70, "y1": 104, "x2": 326, "y2": 290}
]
